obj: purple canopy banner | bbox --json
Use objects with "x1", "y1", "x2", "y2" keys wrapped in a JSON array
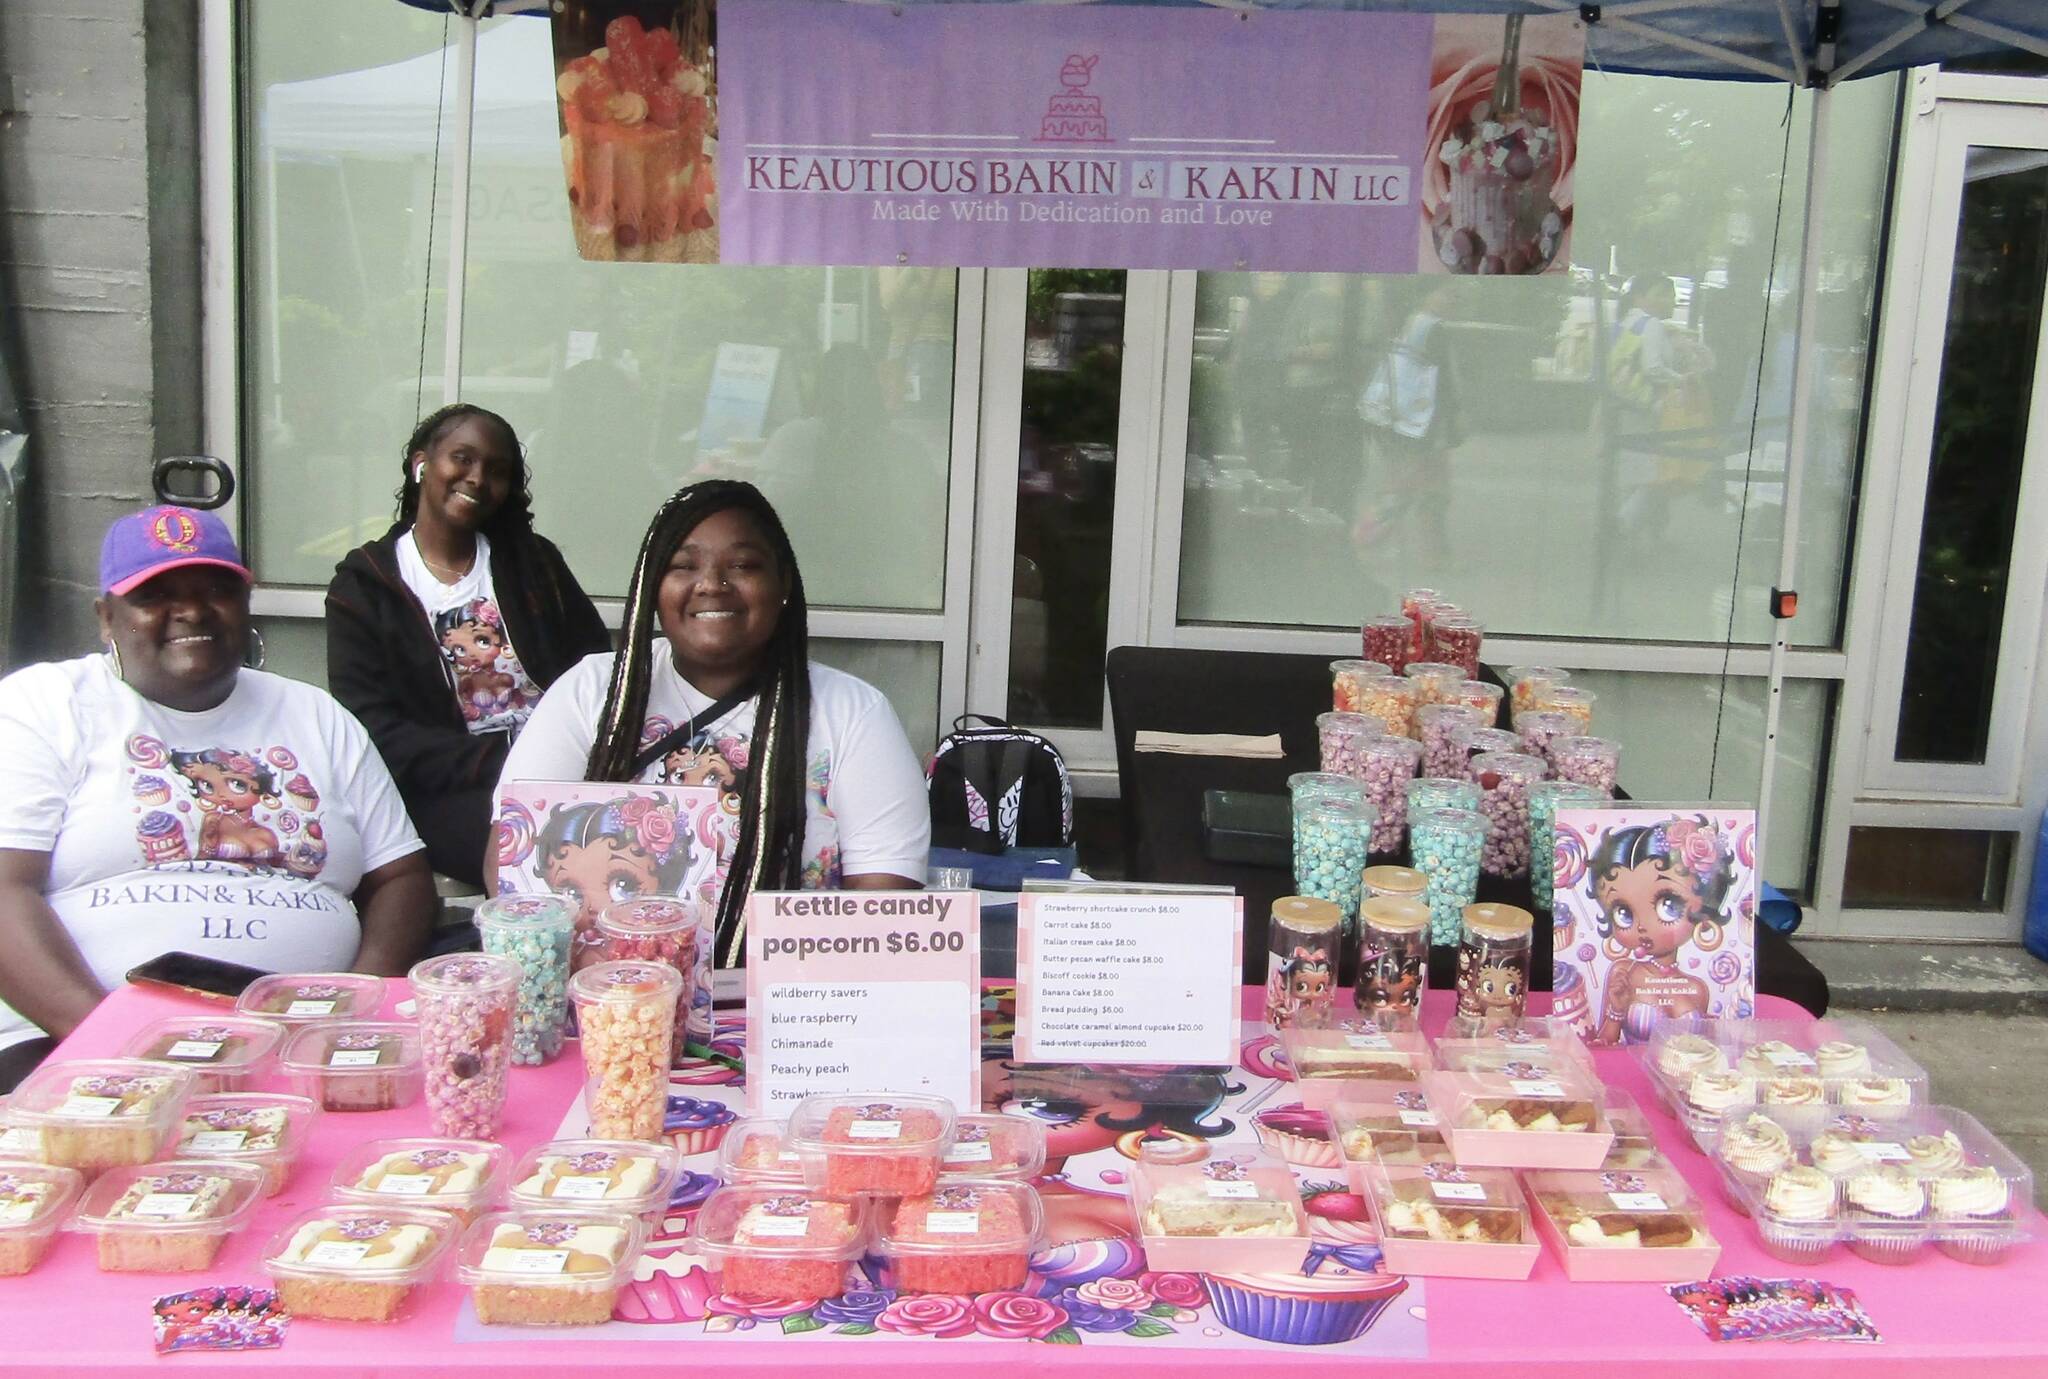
[{"x1": 712, "y1": 3, "x2": 1583, "y2": 273}]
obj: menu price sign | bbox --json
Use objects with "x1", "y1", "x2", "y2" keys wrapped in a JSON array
[
  {"x1": 744, "y1": 891, "x2": 981, "y2": 1115},
  {"x1": 1015, "y1": 893, "x2": 1244, "y2": 1066}
]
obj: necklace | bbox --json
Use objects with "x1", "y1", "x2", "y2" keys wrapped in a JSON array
[{"x1": 412, "y1": 532, "x2": 476, "y2": 583}]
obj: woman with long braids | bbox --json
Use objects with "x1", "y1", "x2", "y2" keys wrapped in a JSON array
[
  {"x1": 325, "y1": 404, "x2": 609, "y2": 889},
  {"x1": 490, "y1": 480, "x2": 930, "y2": 966}
]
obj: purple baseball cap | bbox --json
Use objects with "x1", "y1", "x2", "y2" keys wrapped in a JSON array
[{"x1": 99, "y1": 506, "x2": 252, "y2": 597}]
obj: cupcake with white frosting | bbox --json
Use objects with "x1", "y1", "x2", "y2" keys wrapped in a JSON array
[
  {"x1": 1654, "y1": 1033, "x2": 1726, "y2": 1082},
  {"x1": 1715, "y1": 1114, "x2": 1794, "y2": 1204},
  {"x1": 1758, "y1": 1166, "x2": 1837, "y2": 1263},
  {"x1": 1845, "y1": 1165, "x2": 1928, "y2": 1264},
  {"x1": 1837, "y1": 1077, "x2": 1913, "y2": 1108},
  {"x1": 1933, "y1": 1165, "x2": 2017, "y2": 1265},
  {"x1": 1808, "y1": 1130, "x2": 1871, "y2": 1179},
  {"x1": 1904, "y1": 1131, "x2": 1967, "y2": 1179},
  {"x1": 1760, "y1": 1077, "x2": 1825, "y2": 1107},
  {"x1": 1812, "y1": 1041, "x2": 1870, "y2": 1078}
]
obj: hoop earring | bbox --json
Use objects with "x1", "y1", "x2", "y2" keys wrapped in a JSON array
[
  {"x1": 245, "y1": 626, "x2": 267, "y2": 671},
  {"x1": 105, "y1": 642, "x2": 124, "y2": 682}
]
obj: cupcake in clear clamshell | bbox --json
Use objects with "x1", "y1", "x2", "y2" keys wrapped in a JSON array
[
  {"x1": 1933, "y1": 1167, "x2": 2018, "y2": 1265},
  {"x1": 1843, "y1": 1166, "x2": 1928, "y2": 1265},
  {"x1": 1653, "y1": 1032, "x2": 1725, "y2": 1083},
  {"x1": 1680, "y1": 1072, "x2": 1753, "y2": 1137},
  {"x1": 1756, "y1": 1166, "x2": 1837, "y2": 1264},
  {"x1": 1714, "y1": 1113, "x2": 1794, "y2": 1204},
  {"x1": 1759, "y1": 1077, "x2": 1825, "y2": 1108},
  {"x1": 1902, "y1": 1131, "x2": 1967, "y2": 1178},
  {"x1": 1837, "y1": 1077, "x2": 1913, "y2": 1108},
  {"x1": 1737, "y1": 1041, "x2": 1810, "y2": 1079},
  {"x1": 1808, "y1": 1129, "x2": 1871, "y2": 1180},
  {"x1": 1812, "y1": 1041, "x2": 1870, "y2": 1078}
]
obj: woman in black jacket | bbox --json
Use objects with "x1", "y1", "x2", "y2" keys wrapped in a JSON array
[{"x1": 326, "y1": 404, "x2": 610, "y2": 886}]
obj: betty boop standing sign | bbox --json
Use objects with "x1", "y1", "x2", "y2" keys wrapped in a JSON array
[{"x1": 1549, "y1": 807, "x2": 1757, "y2": 1046}]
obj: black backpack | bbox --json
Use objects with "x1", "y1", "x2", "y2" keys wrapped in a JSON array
[{"x1": 927, "y1": 714, "x2": 1074, "y2": 854}]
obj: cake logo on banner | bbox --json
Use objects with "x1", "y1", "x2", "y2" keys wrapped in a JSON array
[
  {"x1": 1040, "y1": 54, "x2": 1110, "y2": 142},
  {"x1": 551, "y1": 2, "x2": 719, "y2": 263},
  {"x1": 492, "y1": 781, "x2": 731, "y2": 1038},
  {"x1": 1420, "y1": 14, "x2": 1581, "y2": 274},
  {"x1": 1551, "y1": 807, "x2": 1757, "y2": 1046}
]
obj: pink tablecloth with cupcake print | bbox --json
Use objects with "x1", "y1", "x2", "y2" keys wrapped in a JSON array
[{"x1": 7, "y1": 982, "x2": 2048, "y2": 1376}]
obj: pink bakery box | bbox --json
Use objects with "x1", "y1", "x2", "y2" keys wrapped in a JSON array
[
  {"x1": 1525, "y1": 1166, "x2": 1722, "y2": 1282},
  {"x1": 1364, "y1": 1163, "x2": 1539, "y2": 1280},
  {"x1": 1127, "y1": 1156, "x2": 1311, "y2": 1274},
  {"x1": 1279, "y1": 1025, "x2": 1432, "y2": 1109},
  {"x1": 1426, "y1": 1070, "x2": 1615, "y2": 1170}
]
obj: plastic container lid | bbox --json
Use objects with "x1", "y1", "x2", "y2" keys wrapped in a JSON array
[
  {"x1": 409, "y1": 951, "x2": 521, "y2": 1001},
  {"x1": 1285, "y1": 771, "x2": 1367, "y2": 802},
  {"x1": 173, "y1": 1093, "x2": 318, "y2": 1165},
  {"x1": 787, "y1": 1092, "x2": 955, "y2": 1157},
  {"x1": 1282, "y1": 1024, "x2": 1430, "y2": 1087},
  {"x1": 1410, "y1": 806, "x2": 1488, "y2": 837},
  {"x1": 10, "y1": 1058, "x2": 196, "y2": 1134},
  {"x1": 691, "y1": 1185, "x2": 872, "y2": 1263},
  {"x1": 874, "y1": 1179, "x2": 1044, "y2": 1257},
  {"x1": 474, "y1": 894, "x2": 576, "y2": 931},
  {"x1": 263, "y1": 1203, "x2": 458, "y2": 1288},
  {"x1": 568, "y1": 960, "x2": 685, "y2": 1008},
  {"x1": 72, "y1": 1159, "x2": 266, "y2": 1237},
  {"x1": 332, "y1": 1138, "x2": 506, "y2": 1214},
  {"x1": 455, "y1": 1208, "x2": 648, "y2": 1290},
  {"x1": 279, "y1": 1021, "x2": 423, "y2": 1079},
  {"x1": 1507, "y1": 665, "x2": 1571, "y2": 686},
  {"x1": 1269, "y1": 895, "x2": 1343, "y2": 934},
  {"x1": 939, "y1": 1115, "x2": 1048, "y2": 1181},
  {"x1": 1331, "y1": 1094, "x2": 1450, "y2": 1165},
  {"x1": 1129, "y1": 1155, "x2": 1309, "y2": 1270},
  {"x1": 238, "y1": 972, "x2": 386, "y2": 1023},
  {"x1": 596, "y1": 897, "x2": 700, "y2": 940},
  {"x1": 1470, "y1": 751, "x2": 1548, "y2": 783},
  {"x1": 0, "y1": 1160, "x2": 83, "y2": 1238},
  {"x1": 508, "y1": 1139, "x2": 683, "y2": 1214},
  {"x1": 122, "y1": 1015, "x2": 284, "y2": 1076},
  {"x1": 1405, "y1": 661, "x2": 1465, "y2": 683},
  {"x1": 1360, "y1": 895, "x2": 1429, "y2": 933},
  {"x1": 718, "y1": 1118, "x2": 807, "y2": 1186},
  {"x1": 1433, "y1": 1016, "x2": 1591, "y2": 1072},
  {"x1": 1298, "y1": 795, "x2": 1377, "y2": 827},
  {"x1": 1317, "y1": 710, "x2": 1384, "y2": 737},
  {"x1": 1550, "y1": 734, "x2": 1619, "y2": 760}
]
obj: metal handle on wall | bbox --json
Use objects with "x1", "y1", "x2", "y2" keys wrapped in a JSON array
[{"x1": 151, "y1": 455, "x2": 234, "y2": 510}]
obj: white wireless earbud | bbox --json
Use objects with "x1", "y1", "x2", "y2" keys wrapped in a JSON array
[{"x1": 413, "y1": 461, "x2": 425, "y2": 483}]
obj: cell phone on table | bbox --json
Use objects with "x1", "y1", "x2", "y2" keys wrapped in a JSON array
[{"x1": 126, "y1": 951, "x2": 269, "y2": 1004}]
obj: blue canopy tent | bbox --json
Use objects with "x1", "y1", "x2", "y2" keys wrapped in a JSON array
[{"x1": 399, "y1": 0, "x2": 2048, "y2": 872}]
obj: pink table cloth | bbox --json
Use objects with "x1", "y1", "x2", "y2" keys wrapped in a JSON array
[{"x1": 1, "y1": 982, "x2": 2043, "y2": 1376}]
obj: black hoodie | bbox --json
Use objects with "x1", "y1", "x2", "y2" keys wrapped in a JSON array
[{"x1": 325, "y1": 523, "x2": 610, "y2": 884}]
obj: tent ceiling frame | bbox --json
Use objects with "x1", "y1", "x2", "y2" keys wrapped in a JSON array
[{"x1": 1527, "y1": 0, "x2": 1804, "y2": 83}]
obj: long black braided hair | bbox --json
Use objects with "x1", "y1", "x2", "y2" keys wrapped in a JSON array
[
  {"x1": 394, "y1": 402, "x2": 534, "y2": 543},
  {"x1": 587, "y1": 480, "x2": 811, "y2": 966}
]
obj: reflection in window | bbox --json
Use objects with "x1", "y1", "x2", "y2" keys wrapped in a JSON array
[
  {"x1": 245, "y1": 12, "x2": 955, "y2": 611},
  {"x1": 1179, "y1": 75, "x2": 1895, "y2": 648}
]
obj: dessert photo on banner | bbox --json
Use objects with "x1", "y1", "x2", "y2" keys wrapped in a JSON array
[
  {"x1": 551, "y1": 0, "x2": 719, "y2": 263},
  {"x1": 1549, "y1": 807, "x2": 1758, "y2": 1045},
  {"x1": 1420, "y1": 12, "x2": 1583, "y2": 276}
]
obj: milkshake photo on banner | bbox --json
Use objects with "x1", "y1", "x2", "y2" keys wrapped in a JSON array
[
  {"x1": 1421, "y1": 12, "x2": 1582, "y2": 276},
  {"x1": 1550, "y1": 807, "x2": 1759, "y2": 1045},
  {"x1": 552, "y1": 0, "x2": 719, "y2": 263}
]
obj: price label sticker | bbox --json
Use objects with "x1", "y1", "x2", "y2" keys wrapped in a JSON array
[
  {"x1": 749, "y1": 1215, "x2": 810, "y2": 1238},
  {"x1": 1765, "y1": 1049, "x2": 1816, "y2": 1069},
  {"x1": 1345, "y1": 1030, "x2": 1392, "y2": 1049},
  {"x1": 305, "y1": 1240, "x2": 372, "y2": 1266},
  {"x1": 187, "y1": 1130, "x2": 249, "y2": 1153},
  {"x1": 1204, "y1": 1180, "x2": 1261, "y2": 1200},
  {"x1": 924, "y1": 1211, "x2": 981, "y2": 1235},
  {"x1": 1398, "y1": 1110, "x2": 1439, "y2": 1128},
  {"x1": 945, "y1": 1140, "x2": 994, "y2": 1165},
  {"x1": 1430, "y1": 1181, "x2": 1488, "y2": 1203},
  {"x1": 1858, "y1": 1142, "x2": 1909, "y2": 1163},
  {"x1": 376, "y1": 1173, "x2": 436, "y2": 1196},
  {"x1": 134, "y1": 1192, "x2": 200, "y2": 1218},
  {"x1": 552, "y1": 1176, "x2": 613, "y2": 1201},
  {"x1": 165, "y1": 1040, "x2": 225, "y2": 1061},
  {"x1": 0, "y1": 1197, "x2": 39, "y2": 1224},
  {"x1": 1607, "y1": 1191, "x2": 1670, "y2": 1212},
  {"x1": 286, "y1": 1000, "x2": 338, "y2": 1018},
  {"x1": 0, "y1": 1129, "x2": 37, "y2": 1155},
  {"x1": 328, "y1": 1050, "x2": 382, "y2": 1069},
  {"x1": 1509, "y1": 1080, "x2": 1567, "y2": 1098},
  {"x1": 58, "y1": 1095, "x2": 123, "y2": 1118},
  {"x1": 504, "y1": 1249, "x2": 570, "y2": 1275},
  {"x1": 847, "y1": 1120, "x2": 902, "y2": 1140}
]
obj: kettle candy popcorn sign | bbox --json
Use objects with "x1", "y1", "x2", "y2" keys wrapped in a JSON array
[{"x1": 559, "y1": 1, "x2": 1583, "y2": 272}]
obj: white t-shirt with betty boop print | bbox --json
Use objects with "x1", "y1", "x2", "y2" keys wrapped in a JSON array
[
  {"x1": 0, "y1": 656, "x2": 424, "y2": 1049},
  {"x1": 497, "y1": 646, "x2": 930, "y2": 891},
  {"x1": 395, "y1": 530, "x2": 544, "y2": 735}
]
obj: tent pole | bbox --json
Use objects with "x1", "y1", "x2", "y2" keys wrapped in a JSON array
[
  {"x1": 439, "y1": 8, "x2": 480, "y2": 406},
  {"x1": 1756, "y1": 80, "x2": 1831, "y2": 880}
]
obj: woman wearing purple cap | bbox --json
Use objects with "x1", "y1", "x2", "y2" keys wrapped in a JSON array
[{"x1": 0, "y1": 506, "x2": 435, "y2": 1086}]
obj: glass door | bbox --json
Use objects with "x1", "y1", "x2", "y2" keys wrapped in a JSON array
[
  {"x1": 1861, "y1": 107, "x2": 2048, "y2": 802},
  {"x1": 968, "y1": 269, "x2": 1169, "y2": 774}
]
